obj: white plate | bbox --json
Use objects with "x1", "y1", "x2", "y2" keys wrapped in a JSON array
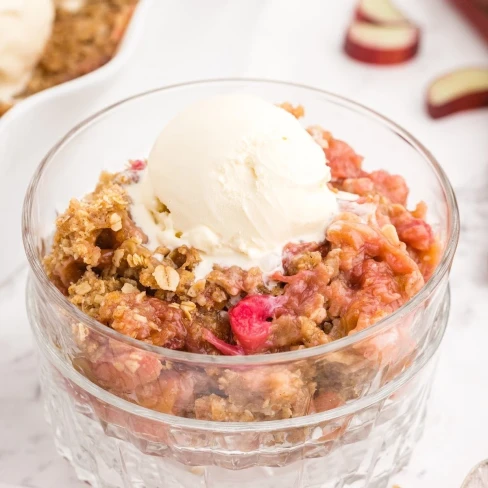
[{"x1": 0, "y1": 0, "x2": 154, "y2": 284}]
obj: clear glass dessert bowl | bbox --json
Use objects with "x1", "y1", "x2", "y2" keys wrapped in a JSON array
[{"x1": 23, "y1": 79, "x2": 459, "y2": 488}]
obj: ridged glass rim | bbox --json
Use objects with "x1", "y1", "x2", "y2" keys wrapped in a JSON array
[
  {"x1": 22, "y1": 78, "x2": 460, "y2": 366},
  {"x1": 29, "y1": 279, "x2": 450, "y2": 431}
]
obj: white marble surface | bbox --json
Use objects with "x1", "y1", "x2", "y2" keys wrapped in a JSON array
[{"x1": 1, "y1": 1, "x2": 487, "y2": 487}]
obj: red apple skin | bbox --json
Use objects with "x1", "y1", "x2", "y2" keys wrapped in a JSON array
[
  {"x1": 344, "y1": 29, "x2": 420, "y2": 65},
  {"x1": 427, "y1": 90, "x2": 488, "y2": 119}
]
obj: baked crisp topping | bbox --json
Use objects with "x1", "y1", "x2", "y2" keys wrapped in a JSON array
[
  {"x1": 1, "y1": 0, "x2": 137, "y2": 115},
  {"x1": 44, "y1": 108, "x2": 441, "y2": 421},
  {"x1": 22, "y1": 0, "x2": 138, "y2": 97}
]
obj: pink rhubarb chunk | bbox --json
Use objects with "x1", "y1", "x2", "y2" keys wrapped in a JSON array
[
  {"x1": 201, "y1": 329, "x2": 244, "y2": 356},
  {"x1": 202, "y1": 295, "x2": 283, "y2": 355},
  {"x1": 228, "y1": 295, "x2": 282, "y2": 354}
]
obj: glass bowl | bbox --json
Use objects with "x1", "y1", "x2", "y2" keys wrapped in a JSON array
[{"x1": 23, "y1": 79, "x2": 459, "y2": 488}]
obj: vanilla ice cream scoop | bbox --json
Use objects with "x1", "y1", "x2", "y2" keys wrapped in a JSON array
[
  {"x1": 129, "y1": 94, "x2": 338, "y2": 277},
  {"x1": 0, "y1": 0, "x2": 55, "y2": 101}
]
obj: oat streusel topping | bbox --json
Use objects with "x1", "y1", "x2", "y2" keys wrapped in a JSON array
[
  {"x1": 22, "y1": 0, "x2": 138, "y2": 97},
  {"x1": 44, "y1": 107, "x2": 441, "y2": 420},
  {"x1": 0, "y1": 0, "x2": 137, "y2": 117}
]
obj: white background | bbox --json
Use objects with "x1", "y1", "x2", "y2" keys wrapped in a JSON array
[{"x1": 0, "y1": 1, "x2": 487, "y2": 487}]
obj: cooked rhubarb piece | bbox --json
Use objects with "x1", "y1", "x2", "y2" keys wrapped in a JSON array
[{"x1": 228, "y1": 295, "x2": 283, "y2": 354}]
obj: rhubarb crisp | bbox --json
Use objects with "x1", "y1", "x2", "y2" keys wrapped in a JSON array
[
  {"x1": 43, "y1": 105, "x2": 441, "y2": 422},
  {"x1": 0, "y1": 0, "x2": 138, "y2": 117}
]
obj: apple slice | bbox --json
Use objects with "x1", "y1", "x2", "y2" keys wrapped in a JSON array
[
  {"x1": 355, "y1": 0, "x2": 409, "y2": 25},
  {"x1": 344, "y1": 22, "x2": 420, "y2": 65},
  {"x1": 427, "y1": 67, "x2": 488, "y2": 119}
]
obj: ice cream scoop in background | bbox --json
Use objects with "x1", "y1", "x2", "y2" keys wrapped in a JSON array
[
  {"x1": 55, "y1": 0, "x2": 85, "y2": 12},
  {"x1": 0, "y1": 0, "x2": 55, "y2": 102},
  {"x1": 129, "y1": 94, "x2": 339, "y2": 278}
]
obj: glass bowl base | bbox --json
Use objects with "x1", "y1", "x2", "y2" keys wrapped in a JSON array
[{"x1": 40, "y1": 354, "x2": 433, "y2": 488}]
